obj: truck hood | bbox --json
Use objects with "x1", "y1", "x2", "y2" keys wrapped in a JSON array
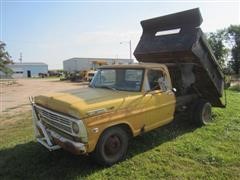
[{"x1": 34, "y1": 87, "x2": 142, "y2": 119}]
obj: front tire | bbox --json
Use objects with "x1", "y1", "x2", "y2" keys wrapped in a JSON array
[{"x1": 93, "y1": 127, "x2": 129, "y2": 166}]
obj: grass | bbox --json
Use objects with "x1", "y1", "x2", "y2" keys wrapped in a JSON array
[{"x1": 0, "y1": 90, "x2": 240, "y2": 179}]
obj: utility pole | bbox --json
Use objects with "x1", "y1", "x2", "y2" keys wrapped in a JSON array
[
  {"x1": 129, "y1": 40, "x2": 132, "y2": 61},
  {"x1": 120, "y1": 40, "x2": 132, "y2": 62},
  {"x1": 19, "y1": 52, "x2": 22, "y2": 63}
]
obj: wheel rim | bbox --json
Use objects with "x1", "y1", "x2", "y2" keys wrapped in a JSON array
[
  {"x1": 202, "y1": 103, "x2": 212, "y2": 124},
  {"x1": 104, "y1": 135, "x2": 122, "y2": 156}
]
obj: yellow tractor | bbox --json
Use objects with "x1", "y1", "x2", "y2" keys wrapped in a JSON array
[{"x1": 85, "y1": 60, "x2": 108, "y2": 82}]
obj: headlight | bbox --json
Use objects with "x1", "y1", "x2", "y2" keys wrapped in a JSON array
[{"x1": 72, "y1": 122, "x2": 79, "y2": 134}]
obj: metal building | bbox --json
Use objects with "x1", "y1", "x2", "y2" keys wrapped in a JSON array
[
  {"x1": 7, "y1": 62, "x2": 48, "y2": 78},
  {"x1": 63, "y1": 57, "x2": 133, "y2": 73}
]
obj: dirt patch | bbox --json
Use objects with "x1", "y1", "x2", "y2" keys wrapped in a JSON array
[{"x1": 0, "y1": 78, "x2": 87, "y2": 116}]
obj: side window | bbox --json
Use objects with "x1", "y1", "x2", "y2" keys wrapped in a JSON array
[{"x1": 147, "y1": 69, "x2": 169, "y2": 91}]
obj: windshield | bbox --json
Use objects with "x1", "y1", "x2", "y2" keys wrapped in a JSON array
[{"x1": 90, "y1": 68, "x2": 144, "y2": 92}]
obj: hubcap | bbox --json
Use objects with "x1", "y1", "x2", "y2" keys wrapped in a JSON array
[
  {"x1": 104, "y1": 135, "x2": 121, "y2": 156},
  {"x1": 202, "y1": 104, "x2": 212, "y2": 124}
]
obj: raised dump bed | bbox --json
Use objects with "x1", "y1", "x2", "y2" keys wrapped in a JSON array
[{"x1": 134, "y1": 8, "x2": 225, "y2": 107}]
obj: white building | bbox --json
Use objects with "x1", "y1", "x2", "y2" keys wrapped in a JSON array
[
  {"x1": 7, "y1": 62, "x2": 48, "y2": 78},
  {"x1": 63, "y1": 57, "x2": 133, "y2": 73}
]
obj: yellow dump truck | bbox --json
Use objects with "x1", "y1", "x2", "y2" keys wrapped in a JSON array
[{"x1": 30, "y1": 8, "x2": 225, "y2": 166}]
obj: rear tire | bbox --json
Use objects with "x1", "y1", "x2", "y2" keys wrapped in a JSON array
[
  {"x1": 193, "y1": 99, "x2": 212, "y2": 126},
  {"x1": 93, "y1": 127, "x2": 129, "y2": 166}
]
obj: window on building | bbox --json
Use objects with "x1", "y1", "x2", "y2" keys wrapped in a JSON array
[{"x1": 15, "y1": 71, "x2": 23, "y2": 74}]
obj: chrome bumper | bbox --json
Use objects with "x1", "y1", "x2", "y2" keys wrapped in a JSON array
[{"x1": 29, "y1": 97, "x2": 87, "y2": 154}]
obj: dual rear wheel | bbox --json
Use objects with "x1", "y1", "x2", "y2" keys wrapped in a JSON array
[{"x1": 192, "y1": 99, "x2": 212, "y2": 126}]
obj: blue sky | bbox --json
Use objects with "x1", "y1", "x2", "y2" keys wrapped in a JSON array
[{"x1": 1, "y1": 0, "x2": 239, "y2": 69}]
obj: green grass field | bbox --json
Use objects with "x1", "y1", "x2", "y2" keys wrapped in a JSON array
[{"x1": 0, "y1": 90, "x2": 239, "y2": 179}]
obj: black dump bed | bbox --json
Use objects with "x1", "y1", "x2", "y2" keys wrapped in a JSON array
[{"x1": 134, "y1": 8, "x2": 224, "y2": 107}]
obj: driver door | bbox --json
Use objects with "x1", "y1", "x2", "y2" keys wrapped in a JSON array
[{"x1": 144, "y1": 68, "x2": 176, "y2": 132}]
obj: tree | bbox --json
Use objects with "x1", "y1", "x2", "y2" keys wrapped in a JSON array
[
  {"x1": 0, "y1": 41, "x2": 13, "y2": 76},
  {"x1": 207, "y1": 30, "x2": 228, "y2": 68},
  {"x1": 226, "y1": 25, "x2": 240, "y2": 74}
]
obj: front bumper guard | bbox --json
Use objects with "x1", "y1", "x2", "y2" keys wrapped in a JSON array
[{"x1": 30, "y1": 97, "x2": 86, "y2": 154}]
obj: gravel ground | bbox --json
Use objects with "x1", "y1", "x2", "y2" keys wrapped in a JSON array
[{"x1": 0, "y1": 78, "x2": 87, "y2": 115}]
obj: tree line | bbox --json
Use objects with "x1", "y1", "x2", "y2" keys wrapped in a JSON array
[
  {"x1": 0, "y1": 41, "x2": 12, "y2": 76},
  {"x1": 207, "y1": 25, "x2": 240, "y2": 74}
]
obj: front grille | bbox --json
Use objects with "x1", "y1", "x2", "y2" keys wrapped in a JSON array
[{"x1": 35, "y1": 105, "x2": 76, "y2": 135}]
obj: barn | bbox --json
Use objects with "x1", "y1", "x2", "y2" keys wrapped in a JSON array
[
  {"x1": 63, "y1": 57, "x2": 133, "y2": 73},
  {"x1": 7, "y1": 62, "x2": 48, "y2": 78}
]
